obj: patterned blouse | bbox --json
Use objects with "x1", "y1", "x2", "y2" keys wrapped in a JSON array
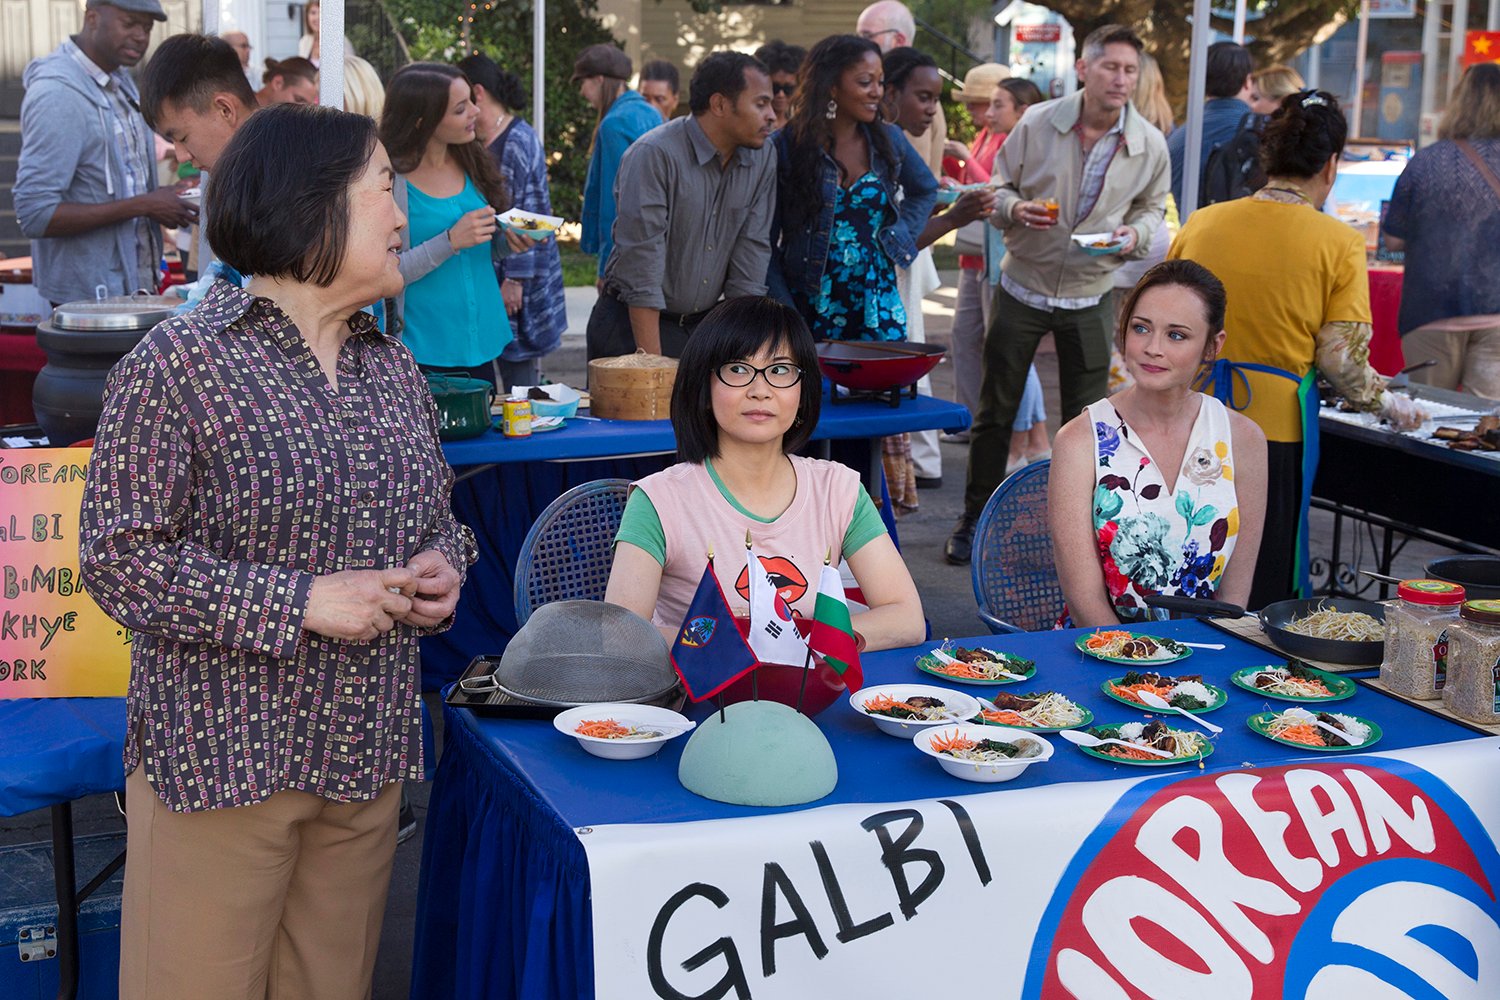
[
  {"x1": 80, "y1": 280, "x2": 476, "y2": 813},
  {"x1": 1088, "y1": 395, "x2": 1240, "y2": 620},
  {"x1": 798, "y1": 171, "x2": 908, "y2": 341}
]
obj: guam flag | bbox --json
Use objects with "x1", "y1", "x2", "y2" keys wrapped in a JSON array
[
  {"x1": 670, "y1": 560, "x2": 759, "y2": 701},
  {"x1": 808, "y1": 563, "x2": 863, "y2": 692}
]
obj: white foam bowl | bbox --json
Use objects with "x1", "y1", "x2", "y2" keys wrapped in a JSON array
[
  {"x1": 913, "y1": 723, "x2": 1053, "y2": 782},
  {"x1": 849, "y1": 683, "x2": 981, "y2": 738},
  {"x1": 553, "y1": 703, "x2": 695, "y2": 760}
]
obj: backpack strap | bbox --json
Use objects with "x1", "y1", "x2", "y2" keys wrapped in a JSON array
[{"x1": 1457, "y1": 139, "x2": 1500, "y2": 203}]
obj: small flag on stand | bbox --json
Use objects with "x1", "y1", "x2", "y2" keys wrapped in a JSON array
[
  {"x1": 808, "y1": 562, "x2": 863, "y2": 693},
  {"x1": 747, "y1": 548, "x2": 810, "y2": 666},
  {"x1": 1464, "y1": 30, "x2": 1500, "y2": 66},
  {"x1": 670, "y1": 560, "x2": 758, "y2": 702}
]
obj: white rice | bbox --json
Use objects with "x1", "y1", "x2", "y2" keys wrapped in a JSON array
[
  {"x1": 1172, "y1": 680, "x2": 1213, "y2": 704},
  {"x1": 1330, "y1": 713, "x2": 1371, "y2": 744}
]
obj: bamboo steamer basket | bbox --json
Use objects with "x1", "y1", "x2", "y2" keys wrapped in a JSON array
[{"x1": 587, "y1": 352, "x2": 678, "y2": 420}]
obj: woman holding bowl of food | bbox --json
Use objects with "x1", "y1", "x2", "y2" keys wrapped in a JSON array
[
  {"x1": 1050, "y1": 260, "x2": 1267, "y2": 626},
  {"x1": 81, "y1": 103, "x2": 475, "y2": 997}
]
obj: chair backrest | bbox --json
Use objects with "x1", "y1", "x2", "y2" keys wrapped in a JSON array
[
  {"x1": 513, "y1": 478, "x2": 632, "y2": 626},
  {"x1": 970, "y1": 460, "x2": 1062, "y2": 633}
]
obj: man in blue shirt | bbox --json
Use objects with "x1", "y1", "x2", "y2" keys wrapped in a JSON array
[{"x1": 1167, "y1": 41, "x2": 1254, "y2": 217}]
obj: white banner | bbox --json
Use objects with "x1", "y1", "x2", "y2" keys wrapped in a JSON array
[{"x1": 582, "y1": 740, "x2": 1500, "y2": 999}]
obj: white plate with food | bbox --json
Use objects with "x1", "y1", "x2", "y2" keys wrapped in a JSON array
[
  {"x1": 914, "y1": 724, "x2": 1052, "y2": 782},
  {"x1": 849, "y1": 683, "x2": 980, "y2": 738},
  {"x1": 1071, "y1": 232, "x2": 1127, "y2": 256},
  {"x1": 496, "y1": 208, "x2": 564, "y2": 238},
  {"x1": 553, "y1": 703, "x2": 695, "y2": 760}
]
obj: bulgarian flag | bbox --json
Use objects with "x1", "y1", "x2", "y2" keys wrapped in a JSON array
[{"x1": 809, "y1": 562, "x2": 863, "y2": 692}]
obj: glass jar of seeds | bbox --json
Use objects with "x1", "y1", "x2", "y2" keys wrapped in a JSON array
[
  {"x1": 1442, "y1": 600, "x2": 1500, "y2": 725},
  {"x1": 1379, "y1": 579, "x2": 1466, "y2": 700}
]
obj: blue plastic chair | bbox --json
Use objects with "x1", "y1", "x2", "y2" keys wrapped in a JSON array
[
  {"x1": 513, "y1": 478, "x2": 632, "y2": 626},
  {"x1": 970, "y1": 460, "x2": 1062, "y2": 633}
]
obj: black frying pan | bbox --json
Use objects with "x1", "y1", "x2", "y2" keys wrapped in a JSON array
[{"x1": 1258, "y1": 598, "x2": 1386, "y2": 665}]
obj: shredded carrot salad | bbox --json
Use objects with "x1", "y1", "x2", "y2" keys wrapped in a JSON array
[
  {"x1": 1269, "y1": 723, "x2": 1327, "y2": 746},
  {"x1": 863, "y1": 694, "x2": 920, "y2": 714},
  {"x1": 1109, "y1": 681, "x2": 1175, "y2": 704},
  {"x1": 932, "y1": 661, "x2": 988, "y2": 679},
  {"x1": 929, "y1": 732, "x2": 977, "y2": 754},
  {"x1": 575, "y1": 719, "x2": 631, "y2": 739},
  {"x1": 1103, "y1": 744, "x2": 1165, "y2": 760},
  {"x1": 1086, "y1": 630, "x2": 1133, "y2": 650},
  {"x1": 980, "y1": 709, "x2": 1028, "y2": 725}
]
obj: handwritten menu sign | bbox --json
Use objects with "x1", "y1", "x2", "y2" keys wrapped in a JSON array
[{"x1": 0, "y1": 449, "x2": 129, "y2": 697}]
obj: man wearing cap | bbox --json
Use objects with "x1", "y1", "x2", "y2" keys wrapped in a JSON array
[
  {"x1": 574, "y1": 43, "x2": 663, "y2": 285},
  {"x1": 585, "y1": 52, "x2": 778, "y2": 360},
  {"x1": 857, "y1": 1, "x2": 945, "y2": 176},
  {"x1": 14, "y1": 0, "x2": 197, "y2": 306}
]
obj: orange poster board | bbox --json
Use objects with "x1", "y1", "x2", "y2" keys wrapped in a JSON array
[{"x1": 0, "y1": 448, "x2": 130, "y2": 697}]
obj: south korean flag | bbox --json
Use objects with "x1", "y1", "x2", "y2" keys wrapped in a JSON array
[{"x1": 746, "y1": 549, "x2": 809, "y2": 666}]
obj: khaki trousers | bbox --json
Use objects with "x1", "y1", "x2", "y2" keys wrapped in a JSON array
[
  {"x1": 1402, "y1": 323, "x2": 1500, "y2": 401},
  {"x1": 119, "y1": 766, "x2": 401, "y2": 1000}
]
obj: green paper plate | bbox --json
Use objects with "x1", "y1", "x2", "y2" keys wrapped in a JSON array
[
  {"x1": 914, "y1": 650, "x2": 1037, "y2": 686},
  {"x1": 973, "y1": 693, "x2": 1094, "y2": 733},
  {"x1": 1075, "y1": 722, "x2": 1215, "y2": 767},
  {"x1": 1230, "y1": 665, "x2": 1357, "y2": 703},
  {"x1": 1246, "y1": 711, "x2": 1382, "y2": 752},
  {"x1": 1100, "y1": 677, "x2": 1228, "y2": 714},
  {"x1": 1074, "y1": 633, "x2": 1193, "y2": 666}
]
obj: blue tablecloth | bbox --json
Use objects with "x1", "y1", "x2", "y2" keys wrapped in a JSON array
[
  {"x1": 423, "y1": 392, "x2": 970, "y2": 690},
  {"x1": 0, "y1": 699, "x2": 125, "y2": 817},
  {"x1": 408, "y1": 619, "x2": 1493, "y2": 999}
]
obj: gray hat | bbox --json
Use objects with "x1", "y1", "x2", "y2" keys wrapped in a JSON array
[
  {"x1": 86, "y1": 0, "x2": 169, "y2": 21},
  {"x1": 571, "y1": 43, "x2": 632, "y2": 84}
]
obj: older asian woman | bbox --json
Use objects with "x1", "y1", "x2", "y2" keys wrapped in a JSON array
[{"x1": 81, "y1": 104, "x2": 474, "y2": 999}]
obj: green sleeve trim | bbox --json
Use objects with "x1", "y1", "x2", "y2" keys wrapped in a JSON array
[
  {"x1": 843, "y1": 486, "x2": 886, "y2": 557},
  {"x1": 614, "y1": 488, "x2": 666, "y2": 565}
]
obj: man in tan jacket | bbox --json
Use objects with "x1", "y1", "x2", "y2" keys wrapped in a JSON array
[{"x1": 946, "y1": 23, "x2": 1169, "y2": 564}]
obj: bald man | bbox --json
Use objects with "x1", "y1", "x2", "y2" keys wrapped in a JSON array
[{"x1": 856, "y1": 2, "x2": 944, "y2": 178}]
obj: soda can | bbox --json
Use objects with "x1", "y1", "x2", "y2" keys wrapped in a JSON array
[{"x1": 502, "y1": 396, "x2": 532, "y2": 438}]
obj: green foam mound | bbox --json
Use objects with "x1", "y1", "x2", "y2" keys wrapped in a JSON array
[{"x1": 677, "y1": 700, "x2": 838, "y2": 806}]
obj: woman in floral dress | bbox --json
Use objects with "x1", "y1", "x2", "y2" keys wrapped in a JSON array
[{"x1": 1049, "y1": 260, "x2": 1268, "y2": 626}]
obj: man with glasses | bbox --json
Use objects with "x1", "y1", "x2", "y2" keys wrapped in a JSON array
[{"x1": 585, "y1": 52, "x2": 778, "y2": 360}]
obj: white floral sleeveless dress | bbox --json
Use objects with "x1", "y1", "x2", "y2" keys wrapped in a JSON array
[{"x1": 1087, "y1": 394, "x2": 1241, "y2": 621}]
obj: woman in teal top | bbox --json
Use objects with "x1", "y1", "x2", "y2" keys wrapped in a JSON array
[{"x1": 381, "y1": 63, "x2": 535, "y2": 385}]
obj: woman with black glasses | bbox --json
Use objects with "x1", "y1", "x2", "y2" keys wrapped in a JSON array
[{"x1": 604, "y1": 296, "x2": 923, "y2": 650}]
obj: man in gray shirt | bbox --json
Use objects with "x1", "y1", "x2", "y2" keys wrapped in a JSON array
[
  {"x1": 15, "y1": 0, "x2": 198, "y2": 305},
  {"x1": 586, "y1": 51, "x2": 777, "y2": 359}
]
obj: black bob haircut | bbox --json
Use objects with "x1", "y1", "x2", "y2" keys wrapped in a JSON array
[
  {"x1": 754, "y1": 40, "x2": 806, "y2": 77},
  {"x1": 139, "y1": 33, "x2": 256, "y2": 130},
  {"x1": 688, "y1": 52, "x2": 768, "y2": 115},
  {"x1": 670, "y1": 296, "x2": 820, "y2": 464},
  {"x1": 206, "y1": 104, "x2": 378, "y2": 287}
]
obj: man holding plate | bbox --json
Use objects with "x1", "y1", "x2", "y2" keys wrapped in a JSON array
[{"x1": 945, "y1": 23, "x2": 1169, "y2": 565}]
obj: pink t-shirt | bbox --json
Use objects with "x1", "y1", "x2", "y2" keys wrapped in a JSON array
[{"x1": 634, "y1": 455, "x2": 860, "y2": 631}]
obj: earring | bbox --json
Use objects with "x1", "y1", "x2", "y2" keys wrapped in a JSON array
[{"x1": 825, "y1": 98, "x2": 838, "y2": 120}]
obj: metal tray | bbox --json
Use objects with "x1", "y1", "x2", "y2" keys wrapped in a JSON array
[{"x1": 444, "y1": 655, "x2": 686, "y2": 719}]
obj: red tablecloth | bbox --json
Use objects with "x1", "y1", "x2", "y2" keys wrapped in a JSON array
[{"x1": 1368, "y1": 264, "x2": 1406, "y2": 376}]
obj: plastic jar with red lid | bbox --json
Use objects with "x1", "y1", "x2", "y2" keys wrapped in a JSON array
[{"x1": 1379, "y1": 579, "x2": 1467, "y2": 700}]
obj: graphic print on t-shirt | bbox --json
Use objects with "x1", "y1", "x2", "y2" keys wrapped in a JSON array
[{"x1": 734, "y1": 554, "x2": 810, "y2": 610}]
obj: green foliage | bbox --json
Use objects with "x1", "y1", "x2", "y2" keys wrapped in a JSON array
[{"x1": 382, "y1": 0, "x2": 617, "y2": 218}]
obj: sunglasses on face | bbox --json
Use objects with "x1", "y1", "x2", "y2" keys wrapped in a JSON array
[{"x1": 772, "y1": 82, "x2": 795, "y2": 96}]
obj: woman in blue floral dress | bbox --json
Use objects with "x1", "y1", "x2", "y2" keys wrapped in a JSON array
[
  {"x1": 768, "y1": 34, "x2": 936, "y2": 341},
  {"x1": 1049, "y1": 261, "x2": 1268, "y2": 626}
]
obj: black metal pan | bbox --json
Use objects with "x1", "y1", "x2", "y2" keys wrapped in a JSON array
[
  {"x1": 1258, "y1": 598, "x2": 1386, "y2": 665},
  {"x1": 1425, "y1": 556, "x2": 1500, "y2": 601}
]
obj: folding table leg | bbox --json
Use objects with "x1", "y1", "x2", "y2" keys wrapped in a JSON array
[{"x1": 50, "y1": 801, "x2": 79, "y2": 1000}]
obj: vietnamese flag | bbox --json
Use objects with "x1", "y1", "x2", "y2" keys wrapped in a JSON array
[
  {"x1": 808, "y1": 563, "x2": 863, "y2": 692},
  {"x1": 670, "y1": 560, "x2": 759, "y2": 701},
  {"x1": 1464, "y1": 30, "x2": 1500, "y2": 66}
]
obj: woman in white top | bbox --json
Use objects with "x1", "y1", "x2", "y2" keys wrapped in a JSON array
[{"x1": 1051, "y1": 260, "x2": 1268, "y2": 625}]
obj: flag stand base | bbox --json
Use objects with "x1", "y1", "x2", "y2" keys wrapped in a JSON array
[{"x1": 677, "y1": 700, "x2": 837, "y2": 806}]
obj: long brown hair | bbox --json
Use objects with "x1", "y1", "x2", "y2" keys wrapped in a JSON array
[
  {"x1": 379, "y1": 62, "x2": 509, "y2": 211},
  {"x1": 1440, "y1": 63, "x2": 1500, "y2": 141}
]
